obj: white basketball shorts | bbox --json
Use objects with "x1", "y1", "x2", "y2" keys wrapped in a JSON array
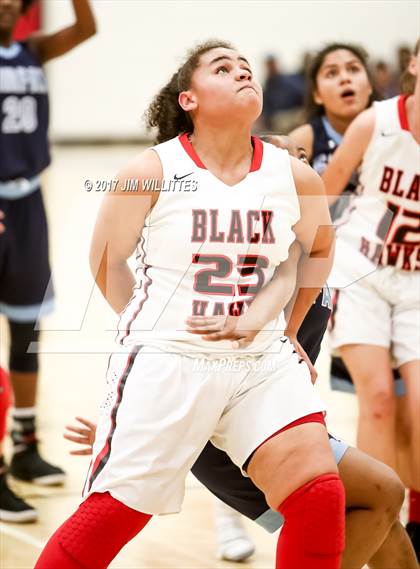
[
  {"x1": 330, "y1": 265, "x2": 420, "y2": 368},
  {"x1": 83, "y1": 339, "x2": 326, "y2": 515}
]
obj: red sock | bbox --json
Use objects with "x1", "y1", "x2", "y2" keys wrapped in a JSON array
[
  {"x1": 35, "y1": 492, "x2": 151, "y2": 569},
  {"x1": 0, "y1": 367, "x2": 11, "y2": 443},
  {"x1": 409, "y1": 489, "x2": 420, "y2": 524},
  {"x1": 276, "y1": 473, "x2": 345, "y2": 569}
]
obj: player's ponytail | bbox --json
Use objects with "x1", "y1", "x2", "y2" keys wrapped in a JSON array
[{"x1": 145, "y1": 40, "x2": 234, "y2": 144}]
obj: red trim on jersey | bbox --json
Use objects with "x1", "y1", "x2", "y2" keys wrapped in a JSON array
[
  {"x1": 249, "y1": 136, "x2": 263, "y2": 172},
  {"x1": 178, "y1": 133, "x2": 264, "y2": 173},
  {"x1": 398, "y1": 95, "x2": 410, "y2": 131},
  {"x1": 179, "y1": 133, "x2": 207, "y2": 169}
]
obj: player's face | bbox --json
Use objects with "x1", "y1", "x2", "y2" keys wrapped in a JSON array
[
  {"x1": 314, "y1": 49, "x2": 372, "y2": 120},
  {"x1": 0, "y1": 0, "x2": 22, "y2": 33},
  {"x1": 180, "y1": 48, "x2": 263, "y2": 125}
]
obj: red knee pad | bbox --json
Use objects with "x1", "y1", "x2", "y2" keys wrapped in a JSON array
[
  {"x1": 0, "y1": 367, "x2": 11, "y2": 442},
  {"x1": 35, "y1": 492, "x2": 151, "y2": 569},
  {"x1": 277, "y1": 473, "x2": 345, "y2": 569}
]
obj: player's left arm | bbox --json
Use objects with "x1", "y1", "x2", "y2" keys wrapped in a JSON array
[
  {"x1": 322, "y1": 107, "x2": 375, "y2": 204},
  {"x1": 286, "y1": 157, "x2": 335, "y2": 340},
  {"x1": 27, "y1": 0, "x2": 96, "y2": 63}
]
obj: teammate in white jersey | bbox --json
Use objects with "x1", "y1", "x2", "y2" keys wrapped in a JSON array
[
  {"x1": 324, "y1": 39, "x2": 420, "y2": 558},
  {"x1": 35, "y1": 41, "x2": 344, "y2": 569}
]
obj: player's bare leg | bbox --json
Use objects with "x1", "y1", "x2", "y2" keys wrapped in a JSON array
[
  {"x1": 9, "y1": 370, "x2": 37, "y2": 408},
  {"x1": 399, "y1": 359, "x2": 420, "y2": 560},
  {"x1": 340, "y1": 345, "x2": 397, "y2": 469},
  {"x1": 396, "y1": 395, "x2": 413, "y2": 487},
  {"x1": 338, "y1": 447, "x2": 417, "y2": 568},
  {"x1": 398, "y1": 361, "x2": 420, "y2": 491},
  {"x1": 368, "y1": 522, "x2": 418, "y2": 569}
]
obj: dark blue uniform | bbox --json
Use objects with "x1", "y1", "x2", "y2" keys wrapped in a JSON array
[
  {"x1": 0, "y1": 41, "x2": 54, "y2": 322},
  {"x1": 310, "y1": 114, "x2": 358, "y2": 221}
]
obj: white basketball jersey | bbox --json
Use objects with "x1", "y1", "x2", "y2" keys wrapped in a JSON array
[
  {"x1": 336, "y1": 95, "x2": 420, "y2": 273},
  {"x1": 117, "y1": 135, "x2": 301, "y2": 355}
]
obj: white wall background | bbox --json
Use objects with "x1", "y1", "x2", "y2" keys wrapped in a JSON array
[{"x1": 43, "y1": 0, "x2": 419, "y2": 140}]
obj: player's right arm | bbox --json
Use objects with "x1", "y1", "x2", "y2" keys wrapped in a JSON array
[
  {"x1": 322, "y1": 107, "x2": 375, "y2": 204},
  {"x1": 89, "y1": 149, "x2": 161, "y2": 314},
  {"x1": 27, "y1": 0, "x2": 96, "y2": 63}
]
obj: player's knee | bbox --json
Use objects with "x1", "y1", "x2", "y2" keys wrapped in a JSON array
[
  {"x1": 302, "y1": 475, "x2": 346, "y2": 557},
  {"x1": 36, "y1": 493, "x2": 151, "y2": 569},
  {"x1": 361, "y1": 387, "x2": 396, "y2": 420},
  {"x1": 9, "y1": 321, "x2": 39, "y2": 373},
  {"x1": 373, "y1": 463, "x2": 405, "y2": 522},
  {"x1": 279, "y1": 473, "x2": 346, "y2": 557},
  {"x1": 386, "y1": 473, "x2": 405, "y2": 521}
]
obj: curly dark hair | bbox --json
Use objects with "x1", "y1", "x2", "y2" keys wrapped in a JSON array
[
  {"x1": 145, "y1": 39, "x2": 234, "y2": 144},
  {"x1": 304, "y1": 42, "x2": 376, "y2": 120},
  {"x1": 22, "y1": 0, "x2": 37, "y2": 13}
]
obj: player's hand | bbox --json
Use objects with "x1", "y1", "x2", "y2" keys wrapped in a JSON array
[
  {"x1": 285, "y1": 333, "x2": 317, "y2": 384},
  {"x1": 0, "y1": 210, "x2": 5, "y2": 234},
  {"x1": 63, "y1": 416, "x2": 97, "y2": 455},
  {"x1": 185, "y1": 314, "x2": 260, "y2": 349}
]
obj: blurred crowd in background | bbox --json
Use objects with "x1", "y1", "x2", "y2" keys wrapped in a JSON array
[{"x1": 259, "y1": 44, "x2": 413, "y2": 133}]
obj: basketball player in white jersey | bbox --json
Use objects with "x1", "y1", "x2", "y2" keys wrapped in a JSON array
[
  {"x1": 35, "y1": 41, "x2": 345, "y2": 569},
  {"x1": 324, "y1": 39, "x2": 420, "y2": 558},
  {"x1": 62, "y1": 132, "x2": 417, "y2": 569}
]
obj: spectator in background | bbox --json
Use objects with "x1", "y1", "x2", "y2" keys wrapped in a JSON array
[
  {"x1": 262, "y1": 54, "x2": 304, "y2": 132},
  {"x1": 397, "y1": 45, "x2": 412, "y2": 74},
  {"x1": 392, "y1": 45, "x2": 412, "y2": 93},
  {"x1": 373, "y1": 60, "x2": 397, "y2": 98},
  {"x1": 292, "y1": 51, "x2": 311, "y2": 95}
]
